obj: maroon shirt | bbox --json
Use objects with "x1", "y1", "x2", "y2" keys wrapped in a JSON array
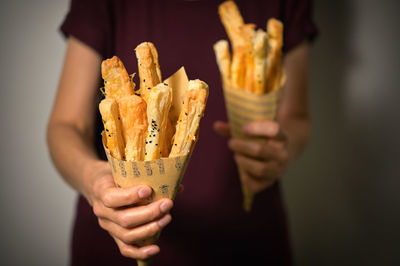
[{"x1": 60, "y1": 1, "x2": 317, "y2": 265}]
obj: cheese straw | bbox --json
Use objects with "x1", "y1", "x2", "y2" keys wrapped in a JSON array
[
  {"x1": 144, "y1": 83, "x2": 173, "y2": 161},
  {"x1": 169, "y1": 80, "x2": 208, "y2": 157},
  {"x1": 99, "y1": 98, "x2": 125, "y2": 160},
  {"x1": 118, "y1": 95, "x2": 148, "y2": 161}
]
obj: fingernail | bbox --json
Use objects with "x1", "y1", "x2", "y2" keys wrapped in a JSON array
[
  {"x1": 160, "y1": 200, "x2": 173, "y2": 213},
  {"x1": 138, "y1": 187, "x2": 151, "y2": 199},
  {"x1": 144, "y1": 246, "x2": 159, "y2": 256},
  {"x1": 157, "y1": 214, "x2": 172, "y2": 228}
]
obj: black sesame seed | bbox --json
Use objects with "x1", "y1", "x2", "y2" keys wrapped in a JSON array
[
  {"x1": 155, "y1": 143, "x2": 158, "y2": 146},
  {"x1": 164, "y1": 83, "x2": 168, "y2": 86},
  {"x1": 147, "y1": 87, "x2": 151, "y2": 90},
  {"x1": 185, "y1": 112, "x2": 188, "y2": 116},
  {"x1": 143, "y1": 79, "x2": 146, "y2": 82},
  {"x1": 153, "y1": 134, "x2": 155, "y2": 137},
  {"x1": 149, "y1": 141, "x2": 152, "y2": 143},
  {"x1": 145, "y1": 152, "x2": 147, "y2": 155},
  {"x1": 174, "y1": 144, "x2": 177, "y2": 146},
  {"x1": 106, "y1": 129, "x2": 109, "y2": 132},
  {"x1": 118, "y1": 117, "x2": 120, "y2": 120},
  {"x1": 157, "y1": 129, "x2": 160, "y2": 132},
  {"x1": 108, "y1": 134, "x2": 111, "y2": 137},
  {"x1": 146, "y1": 141, "x2": 148, "y2": 144}
]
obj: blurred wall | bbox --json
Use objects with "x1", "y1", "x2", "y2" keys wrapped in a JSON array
[
  {"x1": 0, "y1": 0, "x2": 399, "y2": 265},
  {"x1": 0, "y1": 1, "x2": 75, "y2": 265},
  {"x1": 283, "y1": 0, "x2": 400, "y2": 265}
]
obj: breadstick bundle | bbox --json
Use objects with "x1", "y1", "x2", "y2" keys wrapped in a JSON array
[
  {"x1": 215, "y1": 1, "x2": 285, "y2": 212},
  {"x1": 99, "y1": 43, "x2": 208, "y2": 265}
]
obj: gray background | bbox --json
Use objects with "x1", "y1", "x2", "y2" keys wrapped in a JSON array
[{"x1": 0, "y1": 0, "x2": 399, "y2": 265}]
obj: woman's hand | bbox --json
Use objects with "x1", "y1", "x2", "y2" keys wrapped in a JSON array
[
  {"x1": 214, "y1": 120, "x2": 289, "y2": 194},
  {"x1": 85, "y1": 161, "x2": 173, "y2": 260}
]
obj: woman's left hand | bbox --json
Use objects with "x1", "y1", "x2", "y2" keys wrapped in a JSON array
[{"x1": 214, "y1": 120, "x2": 289, "y2": 194}]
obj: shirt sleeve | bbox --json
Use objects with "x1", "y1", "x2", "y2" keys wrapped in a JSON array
[
  {"x1": 59, "y1": 0, "x2": 113, "y2": 58},
  {"x1": 282, "y1": 0, "x2": 318, "y2": 52}
]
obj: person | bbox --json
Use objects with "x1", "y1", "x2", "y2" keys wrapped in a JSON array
[{"x1": 47, "y1": 0, "x2": 317, "y2": 265}]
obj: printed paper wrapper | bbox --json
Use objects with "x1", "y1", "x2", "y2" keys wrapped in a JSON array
[
  {"x1": 222, "y1": 82, "x2": 281, "y2": 212},
  {"x1": 102, "y1": 67, "x2": 193, "y2": 266}
]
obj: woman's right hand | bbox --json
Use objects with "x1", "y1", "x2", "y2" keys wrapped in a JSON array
[{"x1": 85, "y1": 161, "x2": 174, "y2": 260}]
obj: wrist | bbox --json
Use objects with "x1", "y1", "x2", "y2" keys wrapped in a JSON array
[{"x1": 81, "y1": 159, "x2": 110, "y2": 205}]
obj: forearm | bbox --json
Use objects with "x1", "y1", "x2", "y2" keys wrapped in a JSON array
[
  {"x1": 47, "y1": 121, "x2": 104, "y2": 200},
  {"x1": 279, "y1": 40, "x2": 311, "y2": 162},
  {"x1": 278, "y1": 114, "x2": 310, "y2": 162}
]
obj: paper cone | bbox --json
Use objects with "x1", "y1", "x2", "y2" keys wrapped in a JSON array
[
  {"x1": 102, "y1": 67, "x2": 193, "y2": 266},
  {"x1": 222, "y1": 82, "x2": 281, "y2": 212}
]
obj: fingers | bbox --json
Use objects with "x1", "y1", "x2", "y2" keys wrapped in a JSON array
[
  {"x1": 213, "y1": 120, "x2": 231, "y2": 137},
  {"x1": 228, "y1": 138, "x2": 287, "y2": 162},
  {"x1": 242, "y1": 120, "x2": 283, "y2": 139},
  {"x1": 94, "y1": 198, "x2": 173, "y2": 228},
  {"x1": 113, "y1": 237, "x2": 160, "y2": 260},
  {"x1": 101, "y1": 185, "x2": 152, "y2": 208},
  {"x1": 234, "y1": 154, "x2": 283, "y2": 180},
  {"x1": 100, "y1": 213, "x2": 172, "y2": 246}
]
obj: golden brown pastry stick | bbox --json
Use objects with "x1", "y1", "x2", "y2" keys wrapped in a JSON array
[
  {"x1": 169, "y1": 80, "x2": 208, "y2": 157},
  {"x1": 218, "y1": 1, "x2": 245, "y2": 48},
  {"x1": 253, "y1": 29, "x2": 269, "y2": 95},
  {"x1": 219, "y1": 1, "x2": 248, "y2": 89},
  {"x1": 230, "y1": 46, "x2": 247, "y2": 89},
  {"x1": 213, "y1": 40, "x2": 231, "y2": 85},
  {"x1": 163, "y1": 118, "x2": 174, "y2": 157},
  {"x1": 135, "y1": 42, "x2": 161, "y2": 102},
  {"x1": 241, "y1": 24, "x2": 256, "y2": 93},
  {"x1": 144, "y1": 83, "x2": 173, "y2": 161},
  {"x1": 265, "y1": 18, "x2": 284, "y2": 92},
  {"x1": 101, "y1": 56, "x2": 134, "y2": 99},
  {"x1": 118, "y1": 95, "x2": 148, "y2": 161},
  {"x1": 147, "y1": 42, "x2": 162, "y2": 82},
  {"x1": 99, "y1": 98, "x2": 125, "y2": 160}
]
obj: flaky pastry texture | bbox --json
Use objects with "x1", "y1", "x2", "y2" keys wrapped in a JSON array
[
  {"x1": 169, "y1": 80, "x2": 209, "y2": 157},
  {"x1": 118, "y1": 95, "x2": 148, "y2": 161},
  {"x1": 265, "y1": 18, "x2": 284, "y2": 92},
  {"x1": 213, "y1": 40, "x2": 231, "y2": 85},
  {"x1": 101, "y1": 56, "x2": 134, "y2": 99},
  {"x1": 135, "y1": 42, "x2": 161, "y2": 102},
  {"x1": 144, "y1": 83, "x2": 173, "y2": 161},
  {"x1": 99, "y1": 98, "x2": 125, "y2": 160}
]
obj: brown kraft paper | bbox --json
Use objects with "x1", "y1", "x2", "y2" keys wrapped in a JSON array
[
  {"x1": 222, "y1": 82, "x2": 281, "y2": 212},
  {"x1": 102, "y1": 67, "x2": 193, "y2": 266}
]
